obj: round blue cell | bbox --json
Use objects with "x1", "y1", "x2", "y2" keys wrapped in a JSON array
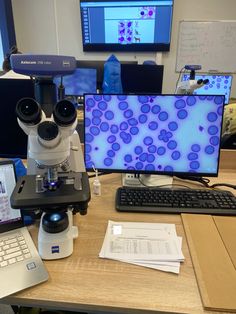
[
  {"x1": 130, "y1": 127, "x2": 139, "y2": 135},
  {"x1": 138, "y1": 96, "x2": 149, "y2": 104},
  {"x1": 122, "y1": 132, "x2": 132, "y2": 144},
  {"x1": 92, "y1": 109, "x2": 103, "y2": 118},
  {"x1": 100, "y1": 122, "x2": 109, "y2": 132},
  {"x1": 167, "y1": 140, "x2": 177, "y2": 150},
  {"x1": 207, "y1": 96, "x2": 214, "y2": 100},
  {"x1": 117, "y1": 95, "x2": 127, "y2": 101},
  {"x1": 135, "y1": 146, "x2": 143, "y2": 155},
  {"x1": 175, "y1": 99, "x2": 186, "y2": 109},
  {"x1": 151, "y1": 105, "x2": 161, "y2": 114},
  {"x1": 84, "y1": 153, "x2": 91, "y2": 162},
  {"x1": 157, "y1": 146, "x2": 166, "y2": 155},
  {"x1": 158, "y1": 111, "x2": 168, "y2": 121},
  {"x1": 199, "y1": 96, "x2": 207, "y2": 100},
  {"x1": 214, "y1": 96, "x2": 224, "y2": 105},
  {"x1": 143, "y1": 136, "x2": 153, "y2": 146},
  {"x1": 139, "y1": 114, "x2": 148, "y2": 124},
  {"x1": 191, "y1": 144, "x2": 201, "y2": 152},
  {"x1": 84, "y1": 117, "x2": 91, "y2": 127},
  {"x1": 168, "y1": 121, "x2": 178, "y2": 131},
  {"x1": 94, "y1": 95, "x2": 102, "y2": 101},
  {"x1": 148, "y1": 145, "x2": 157, "y2": 153},
  {"x1": 186, "y1": 96, "x2": 196, "y2": 106},
  {"x1": 128, "y1": 118, "x2": 138, "y2": 126},
  {"x1": 90, "y1": 126, "x2": 100, "y2": 136},
  {"x1": 207, "y1": 112, "x2": 218, "y2": 122},
  {"x1": 120, "y1": 122, "x2": 128, "y2": 131},
  {"x1": 110, "y1": 124, "x2": 119, "y2": 134},
  {"x1": 92, "y1": 117, "x2": 101, "y2": 126},
  {"x1": 86, "y1": 98, "x2": 95, "y2": 108},
  {"x1": 141, "y1": 104, "x2": 151, "y2": 113},
  {"x1": 112, "y1": 142, "x2": 120, "y2": 151},
  {"x1": 171, "y1": 151, "x2": 181, "y2": 160},
  {"x1": 147, "y1": 154, "x2": 155, "y2": 163},
  {"x1": 187, "y1": 152, "x2": 198, "y2": 160},
  {"x1": 104, "y1": 158, "x2": 113, "y2": 166},
  {"x1": 210, "y1": 136, "x2": 219, "y2": 146},
  {"x1": 107, "y1": 150, "x2": 115, "y2": 157},
  {"x1": 85, "y1": 144, "x2": 92, "y2": 154},
  {"x1": 85, "y1": 133, "x2": 94, "y2": 143},
  {"x1": 107, "y1": 135, "x2": 116, "y2": 143},
  {"x1": 145, "y1": 164, "x2": 155, "y2": 171},
  {"x1": 208, "y1": 125, "x2": 218, "y2": 135},
  {"x1": 148, "y1": 121, "x2": 158, "y2": 130},
  {"x1": 124, "y1": 109, "x2": 133, "y2": 118},
  {"x1": 139, "y1": 153, "x2": 148, "y2": 162},
  {"x1": 190, "y1": 161, "x2": 200, "y2": 170},
  {"x1": 118, "y1": 101, "x2": 128, "y2": 110},
  {"x1": 124, "y1": 154, "x2": 132, "y2": 162},
  {"x1": 103, "y1": 95, "x2": 111, "y2": 102},
  {"x1": 217, "y1": 106, "x2": 223, "y2": 116},
  {"x1": 135, "y1": 162, "x2": 144, "y2": 170},
  {"x1": 177, "y1": 109, "x2": 188, "y2": 119},
  {"x1": 105, "y1": 110, "x2": 114, "y2": 120},
  {"x1": 164, "y1": 165, "x2": 173, "y2": 172},
  {"x1": 205, "y1": 145, "x2": 215, "y2": 154},
  {"x1": 98, "y1": 101, "x2": 107, "y2": 111}
]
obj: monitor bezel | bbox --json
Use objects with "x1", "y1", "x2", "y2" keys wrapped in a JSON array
[
  {"x1": 83, "y1": 93, "x2": 225, "y2": 178},
  {"x1": 80, "y1": 0, "x2": 174, "y2": 52}
]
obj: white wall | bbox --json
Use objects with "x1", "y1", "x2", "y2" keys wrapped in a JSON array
[{"x1": 11, "y1": 0, "x2": 236, "y2": 97}]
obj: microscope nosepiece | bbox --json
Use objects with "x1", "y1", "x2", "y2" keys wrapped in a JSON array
[
  {"x1": 16, "y1": 98, "x2": 42, "y2": 125},
  {"x1": 53, "y1": 99, "x2": 77, "y2": 126}
]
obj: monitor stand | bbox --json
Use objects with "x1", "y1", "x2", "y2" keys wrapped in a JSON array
[{"x1": 122, "y1": 173, "x2": 173, "y2": 187}]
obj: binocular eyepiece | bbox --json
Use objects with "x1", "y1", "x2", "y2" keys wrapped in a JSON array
[{"x1": 16, "y1": 98, "x2": 77, "y2": 127}]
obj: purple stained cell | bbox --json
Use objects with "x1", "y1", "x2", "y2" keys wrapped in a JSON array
[
  {"x1": 85, "y1": 154, "x2": 91, "y2": 162},
  {"x1": 92, "y1": 109, "x2": 103, "y2": 118},
  {"x1": 171, "y1": 151, "x2": 181, "y2": 160},
  {"x1": 143, "y1": 136, "x2": 153, "y2": 146},
  {"x1": 139, "y1": 114, "x2": 148, "y2": 123},
  {"x1": 191, "y1": 144, "x2": 201, "y2": 152},
  {"x1": 190, "y1": 161, "x2": 200, "y2": 170},
  {"x1": 105, "y1": 110, "x2": 114, "y2": 120},
  {"x1": 187, "y1": 152, "x2": 198, "y2": 160},
  {"x1": 121, "y1": 132, "x2": 132, "y2": 144},
  {"x1": 148, "y1": 145, "x2": 157, "y2": 153},
  {"x1": 107, "y1": 150, "x2": 115, "y2": 157},
  {"x1": 138, "y1": 96, "x2": 149, "y2": 104},
  {"x1": 207, "y1": 112, "x2": 218, "y2": 122},
  {"x1": 117, "y1": 95, "x2": 127, "y2": 101},
  {"x1": 100, "y1": 122, "x2": 109, "y2": 132},
  {"x1": 167, "y1": 140, "x2": 177, "y2": 150},
  {"x1": 205, "y1": 145, "x2": 215, "y2": 154},
  {"x1": 135, "y1": 146, "x2": 143, "y2": 155},
  {"x1": 141, "y1": 104, "x2": 151, "y2": 113},
  {"x1": 128, "y1": 118, "x2": 138, "y2": 126},
  {"x1": 208, "y1": 125, "x2": 218, "y2": 135},
  {"x1": 158, "y1": 111, "x2": 168, "y2": 121},
  {"x1": 92, "y1": 117, "x2": 101, "y2": 126},
  {"x1": 130, "y1": 127, "x2": 139, "y2": 135},
  {"x1": 85, "y1": 133, "x2": 94, "y2": 143},
  {"x1": 177, "y1": 109, "x2": 188, "y2": 119},
  {"x1": 107, "y1": 135, "x2": 116, "y2": 143},
  {"x1": 168, "y1": 121, "x2": 178, "y2": 131},
  {"x1": 94, "y1": 95, "x2": 102, "y2": 101},
  {"x1": 199, "y1": 96, "x2": 207, "y2": 100},
  {"x1": 118, "y1": 101, "x2": 128, "y2": 110},
  {"x1": 207, "y1": 96, "x2": 214, "y2": 100},
  {"x1": 148, "y1": 121, "x2": 158, "y2": 130},
  {"x1": 110, "y1": 124, "x2": 119, "y2": 134},
  {"x1": 214, "y1": 96, "x2": 224, "y2": 105},
  {"x1": 104, "y1": 157, "x2": 113, "y2": 166},
  {"x1": 147, "y1": 154, "x2": 155, "y2": 163},
  {"x1": 199, "y1": 126, "x2": 204, "y2": 132},
  {"x1": 139, "y1": 153, "x2": 148, "y2": 162},
  {"x1": 103, "y1": 95, "x2": 111, "y2": 102},
  {"x1": 112, "y1": 142, "x2": 120, "y2": 151},
  {"x1": 151, "y1": 105, "x2": 161, "y2": 114},
  {"x1": 175, "y1": 99, "x2": 186, "y2": 109},
  {"x1": 86, "y1": 98, "x2": 95, "y2": 108},
  {"x1": 84, "y1": 117, "x2": 91, "y2": 127},
  {"x1": 98, "y1": 101, "x2": 108, "y2": 111},
  {"x1": 157, "y1": 146, "x2": 166, "y2": 155},
  {"x1": 124, "y1": 109, "x2": 133, "y2": 118},
  {"x1": 120, "y1": 121, "x2": 129, "y2": 130},
  {"x1": 186, "y1": 96, "x2": 196, "y2": 106},
  {"x1": 145, "y1": 164, "x2": 155, "y2": 171},
  {"x1": 135, "y1": 161, "x2": 144, "y2": 170},
  {"x1": 85, "y1": 144, "x2": 92, "y2": 154},
  {"x1": 124, "y1": 154, "x2": 132, "y2": 162},
  {"x1": 217, "y1": 106, "x2": 223, "y2": 115},
  {"x1": 164, "y1": 165, "x2": 173, "y2": 172},
  {"x1": 210, "y1": 136, "x2": 219, "y2": 146},
  {"x1": 90, "y1": 126, "x2": 100, "y2": 136}
]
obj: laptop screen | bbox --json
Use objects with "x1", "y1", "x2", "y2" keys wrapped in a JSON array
[
  {"x1": 0, "y1": 161, "x2": 21, "y2": 226},
  {"x1": 181, "y1": 74, "x2": 232, "y2": 104}
]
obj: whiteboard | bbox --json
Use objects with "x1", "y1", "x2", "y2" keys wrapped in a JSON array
[{"x1": 176, "y1": 20, "x2": 236, "y2": 73}]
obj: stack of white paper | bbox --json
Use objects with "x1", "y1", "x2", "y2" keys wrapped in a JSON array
[{"x1": 99, "y1": 220, "x2": 184, "y2": 274}]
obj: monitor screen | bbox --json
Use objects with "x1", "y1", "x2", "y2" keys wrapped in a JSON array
[
  {"x1": 121, "y1": 64, "x2": 163, "y2": 93},
  {"x1": 53, "y1": 68, "x2": 97, "y2": 96},
  {"x1": 0, "y1": 78, "x2": 35, "y2": 159},
  {"x1": 80, "y1": 0, "x2": 174, "y2": 52},
  {"x1": 84, "y1": 94, "x2": 225, "y2": 177},
  {"x1": 181, "y1": 74, "x2": 232, "y2": 105}
]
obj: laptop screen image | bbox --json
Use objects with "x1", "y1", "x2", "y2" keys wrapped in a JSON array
[{"x1": 181, "y1": 74, "x2": 232, "y2": 104}]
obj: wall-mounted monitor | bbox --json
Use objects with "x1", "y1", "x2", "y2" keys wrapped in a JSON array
[{"x1": 80, "y1": 0, "x2": 174, "y2": 52}]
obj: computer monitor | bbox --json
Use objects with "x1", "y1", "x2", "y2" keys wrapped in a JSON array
[
  {"x1": 0, "y1": 78, "x2": 35, "y2": 159},
  {"x1": 121, "y1": 64, "x2": 163, "y2": 93},
  {"x1": 80, "y1": 0, "x2": 174, "y2": 52},
  {"x1": 84, "y1": 94, "x2": 225, "y2": 177},
  {"x1": 53, "y1": 68, "x2": 97, "y2": 97},
  {"x1": 181, "y1": 74, "x2": 232, "y2": 105}
]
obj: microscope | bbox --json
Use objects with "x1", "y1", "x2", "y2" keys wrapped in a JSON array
[
  {"x1": 175, "y1": 65, "x2": 209, "y2": 94},
  {"x1": 10, "y1": 54, "x2": 91, "y2": 260}
]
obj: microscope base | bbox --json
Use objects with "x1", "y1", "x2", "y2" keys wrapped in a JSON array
[{"x1": 38, "y1": 211, "x2": 78, "y2": 260}]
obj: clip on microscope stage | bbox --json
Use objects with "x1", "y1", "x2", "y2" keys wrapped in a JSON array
[
  {"x1": 175, "y1": 65, "x2": 209, "y2": 95},
  {"x1": 10, "y1": 54, "x2": 91, "y2": 260}
]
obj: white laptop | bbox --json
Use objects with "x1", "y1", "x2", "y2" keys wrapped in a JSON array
[{"x1": 0, "y1": 160, "x2": 48, "y2": 299}]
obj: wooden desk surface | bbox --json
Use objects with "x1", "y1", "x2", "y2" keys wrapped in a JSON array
[{"x1": 2, "y1": 167, "x2": 236, "y2": 314}]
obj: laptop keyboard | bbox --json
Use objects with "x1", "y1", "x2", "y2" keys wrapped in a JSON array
[{"x1": 0, "y1": 232, "x2": 32, "y2": 268}]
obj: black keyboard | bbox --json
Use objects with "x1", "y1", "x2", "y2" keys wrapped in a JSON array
[{"x1": 116, "y1": 187, "x2": 236, "y2": 215}]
